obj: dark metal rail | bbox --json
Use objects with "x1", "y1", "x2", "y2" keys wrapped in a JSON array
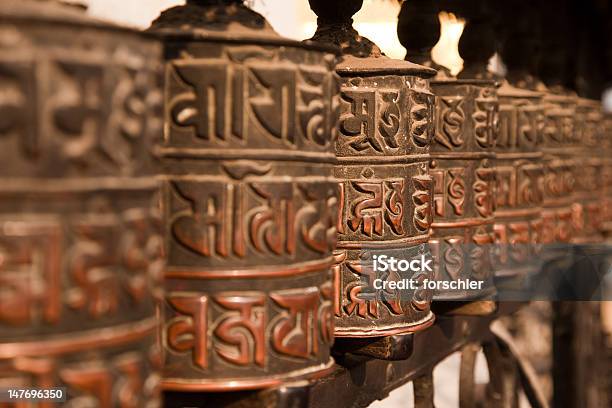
[{"x1": 163, "y1": 304, "x2": 531, "y2": 408}]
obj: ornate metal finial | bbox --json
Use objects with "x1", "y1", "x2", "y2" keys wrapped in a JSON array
[
  {"x1": 397, "y1": 0, "x2": 442, "y2": 69},
  {"x1": 309, "y1": 0, "x2": 361, "y2": 25},
  {"x1": 454, "y1": 0, "x2": 497, "y2": 79},
  {"x1": 308, "y1": 0, "x2": 382, "y2": 58}
]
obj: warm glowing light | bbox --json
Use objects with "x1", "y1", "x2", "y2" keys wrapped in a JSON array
[
  {"x1": 353, "y1": 0, "x2": 405, "y2": 60},
  {"x1": 604, "y1": 88, "x2": 612, "y2": 113},
  {"x1": 253, "y1": 0, "x2": 407, "y2": 60},
  {"x1": 432, "y1": 12, "x2": 465, "y2": 76},
  {"x1": 86, "y1": 0, "x2": 184, "y2": 28},
  {"x1": 284, "y1": 1, "x2": 407, "y2": 60},
  {"x1": 353, "y1": 22, "x2": 406, "y2": 60}
]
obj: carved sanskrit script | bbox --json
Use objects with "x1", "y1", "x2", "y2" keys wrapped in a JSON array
[
  {"x1": 498, "y1": 103, "x2": 541, "y2": 149},
  {"x1": 342, "y1": 261, "x2": 403, "y2": 319},
  {"x1": 436, "y1": 96, "x2": 465, "y2": 150},
  {"x1": 169, "y1": 178, "x2": 337, "y2": 261},
  {"x1": 0, "y1": 8, "x2": 163, "y2": 406},
  {"x1": 1, "y1": 343, "x2": 160, "y2": 407},
  {"x1": 412, "y1": 173, "x2": 434, "y2": 231},
  {"x1": 431, "y1": 168, "x2": 466, "y2": 218},
  {"x1": 337, "y1": 85, "x2": 433, "y2": 155},
  {"x1": 0, "y1": 59, "x2": 159, "y2": 173},
  {"x1": 339, "y1": 89, "x2": 400, "y2": 153},
  {"x1": 0, "y1": 210, "x2": 162, "y2": 328},
  {"x1": 165, "y1": 284, "x2": 332, "y2": 370},
  {"x1": 337, "y1": 179, "x2": 405, "y2": 238},
  {"x1": 474, "y1": 161, "x2": 496, "y2": 218},
  {"x1": 473, "y1": 87, "x2": 498, "y2": 149},
  {"x1": 167, "y1": 51, "x2": 337, "y2": 149},
  {"x1": 428, "y1": 81, "x2": 498, "y2": 301},
  {"x1": 0, "y1": 221, "x2": 62, "y2": 326}
]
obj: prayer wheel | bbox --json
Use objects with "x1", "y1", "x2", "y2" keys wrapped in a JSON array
[
  {"x1": 573, "y1": 98, "x2": 605, "y2": 244},
  {"x1": 150, "y1": 0, "x2": 339, "y2": 391},
  {"x1": 428, "y1": 78, "x2": 498, "y2": 300},
  {"x1": 492, "y1": 83, "x2": 544, "y2": 290},
  {"x1": 308, "y1": 0, "x2": 436, "y2": 337},
  {"x1": 428, "y1": 0, "x2": 498, "y2": 301},
  {"x1": 0, "y1": 0, "x2": 164, "y2": 405},
  {"x1": 397, "y1": 0, "x2": 497, "y2": 303},
  {"x1": 537, "y1": 0, "x2": 580, "y2": 260}
]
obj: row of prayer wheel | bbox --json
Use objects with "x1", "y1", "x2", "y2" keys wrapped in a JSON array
[{"x1": 0, "y1": 0, "x2": 610, "y2": 401}]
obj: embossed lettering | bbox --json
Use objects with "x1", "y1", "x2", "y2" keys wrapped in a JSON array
[
  {"x1": 214, "y1": 294, "x2": 266, "y2": 367},
  {"x1": 166, "y1": 294, "x2": 209, "y2": 369},
  {"x1": 270, "y1": 288, "x2": 320, "y2": 359}
]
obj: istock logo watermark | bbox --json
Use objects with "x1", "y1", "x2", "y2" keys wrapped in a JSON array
[
  {"x1": 358, "y1": 247, "x2": 490, "y2": 299},
  {"x1": 372, "y1": 254, "x2": 433, "y2": 273}
]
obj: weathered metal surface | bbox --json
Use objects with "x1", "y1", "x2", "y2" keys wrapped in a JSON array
[
  {"x1": 428, "y1": 79, "x2": 498, "y2": 300},
  {"x1": 0, "y1": 0, "x2": 164, "y2": 405},
  {"x1": 150, "y1": 0, "x2": 340, "y2": 391},
  {"x1": 573, "y1": 98, "x2": 605, "y2": 244},
  {"x1": 308, "y1": 0, "x2": 436, "y2": 338},
  {"x1": 540, "y1": 93, "x2": 576, "y2": 250},
  {"x1": 333, "y1": 332, "x2": 414, "y2": 361},
  {"x1": 493, "y1": 83, "x2": 544, "y2": 288},
  {"x1": 491, "y1": 0, "x2": 546, "y2": 290}
]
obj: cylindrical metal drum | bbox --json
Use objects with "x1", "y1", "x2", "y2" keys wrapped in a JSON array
[
  {"x1": 493, "y1": 82, "x2": 544, "y2": 290},
  {"x1": 429, "y1": 79, "x2": 498, "y2": 300},
  {"x1": 573, "y1": 98, "x2": 605, "y2": 244},
  {"x1": 0, "y1": 1, "x2": 164, "y2": 405},
  {"x1": 150, "y1": 0, "x2": 339, "y2": 391},
  {"x1": 308, "y1": 0, "x2": 437, "y2": 337},
  {"x1": 540, "y1": 93, "x2": 576, "y2": 254}
]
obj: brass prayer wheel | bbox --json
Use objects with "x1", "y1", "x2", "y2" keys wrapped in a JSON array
[
  {"x1": 309, "y1": 0, "x2": 436, "y2": 337},
  {"x1": 492, "y1": 83, "x2": 544, "y2": 287},
  {"x1": 428, "y1": 78, "x2": 498, "y2": 300},
  {"x1": 150, "y1": 0, "x2": 339, "y2": 391},
  {"x1": 573, "y1": 97, "x2": 605, "y2": 244},
  {"x1": 423, "y1": 0, "x2": 498, "y2": 302},
  {"x1": 0, "y1": 1, "x2": 164, "y2": 405}
]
